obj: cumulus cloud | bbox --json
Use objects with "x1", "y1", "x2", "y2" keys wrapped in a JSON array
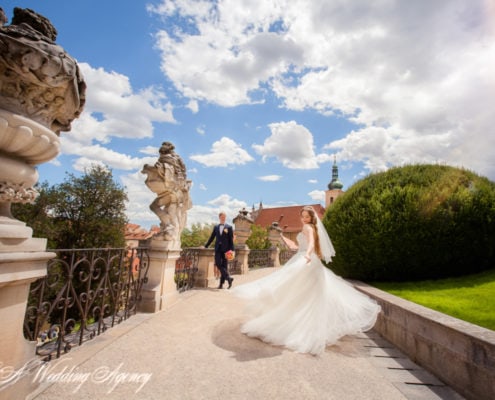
[
  {"x1": 75, "y1": 63, "x2": 175, "y2": 142},
  {"x1": 176, "y1": 194, "x2": 249, "y2": 227},
  {"x1": 308, "y1": 190, "x2": 325, "y2": 202},
  {"x1": 121, "y1": 171, "x2": 157, "y2": 226},
  {"x1": 190, "y1": 137, "x2": 255, "y2": 167},
  {"x1": 253, "y1": 121, "x2": 318, "y2": 169},
  {"x1": 149, "y1": 0, "x2": 495, "y2": 179},
  {"x1": 258, "y1": 175, "x2": 282, "y2": 181},
  {"x1": 61, "y1": 140, "x2": 157, "y2": 171},
  {"x1": 196, "y1": 125, "x2": 206, "y2": 135},
  {"x1": 208, "y1": 194, "x2": 248, "y2": 214},
  {"x1": 61, "y1": 63, "x2": 176, "y2": 172}
]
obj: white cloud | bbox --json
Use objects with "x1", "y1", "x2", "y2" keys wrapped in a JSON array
[
  {"x1": 140, "y1": 146, "x2": 160, "y2": 156},
  {"x1": 150, "y1": 0, "x2": 495, "y2": 180},
  {"x1": 58, "y1": 63, "x2": 177, "y2": 174},
  {"x1": 308, "y1": 189, "x2": 325, "y2": 202},
  {"x1": 187, "y1": 99, "x2": 199, "y2": 113},
  {"x1": 207, "y1": 194, "x2": 248, "y2": 219},
  {"x1": 257, "y1": 175, "x2": 282, "y2": 182},
  {"x1": 74, "y1": 63, "x2": 175, "y2": 144},
  {"x1": 308, "y1": 179, "x2": 317, "y2": 184},
  {"x1": 61, "y1": 140, "x2": 157, "y2": 171},
  {"x1": 169, "y1": 194, "x2": 249, "y2": 228},
  {"x1": 121, "y1": 171, "x2": 157, "y2": 227},
  {"x1": 253, "y1": 120, "x2": 318, "y2": 169},
  {"x1": 190, "y1": 137, "x2": 254, "y2": 167}
]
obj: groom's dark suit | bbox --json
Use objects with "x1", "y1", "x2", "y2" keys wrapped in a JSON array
[{"x1": 205, "y1": 223, "x2": 234, "y2": 288}]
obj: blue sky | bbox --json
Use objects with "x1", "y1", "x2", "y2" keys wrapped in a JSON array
[{"x1": 2, "y1": 1, "x2": 494, "y2": 228}]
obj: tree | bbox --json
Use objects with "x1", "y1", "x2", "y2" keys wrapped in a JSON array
[
  {"x1": 12, "y1": 164, "x2": 128, "y2": 249},
  {"x1": 324, "y1": 164, "x2": 495, "y2": 281},
  {"x1": 181, "y1": 223, "x2": 215, "y2": 247},
  {"x1": 246, "y1": 224, "x2": 271, "y2": 249},
  {"x1": 11, "y1": 181, "x2": 59, "y2": 248}
]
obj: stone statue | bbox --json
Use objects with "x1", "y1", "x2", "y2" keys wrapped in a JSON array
[
  {"x1": 141, "y1": 141, "x2": 192, "y2": 246},
  {"x1": 0, "y1": 7, "x2": 86, "y2": 134},
  {"x1": 0, "y1": 9, "x2": 85, "y2": 398}
]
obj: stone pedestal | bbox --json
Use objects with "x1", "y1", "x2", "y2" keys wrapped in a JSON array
[
  {"x1": 233, "y1": 209, "x2": 253, "y2": 248},
  {"x1": 0, "y1": 8, "x2": 86, "y2": 398},
  {"x1": 0, "y1": 110, "x2": 60, "y2": 397},
  {"x1": 194, "y1": 247, "x2": 216, "y2": 288},
  {"x1": 234, "y1": 245, "x2": 250, "y2": 274},
  {"x1": 0, "y1": 246, "x2": 55, "y2": 398},
  {"x1": 139, "y1": 239, "x2": 180, "y2": 312},
  {"x1": 270, "y1": 247, "x2": 280, "y2": 268}
]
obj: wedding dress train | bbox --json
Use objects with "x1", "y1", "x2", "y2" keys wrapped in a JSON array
[{"x1": 232, "y1": 232, "x2": 381, "y2": 355}]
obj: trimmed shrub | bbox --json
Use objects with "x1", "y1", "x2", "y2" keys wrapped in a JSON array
[{"x1": 324, "y1": 164, "x2": 495, "y2": 281}]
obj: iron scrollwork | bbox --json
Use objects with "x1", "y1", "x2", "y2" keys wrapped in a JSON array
[
  {"x1": 23, "y1": 247, "x2": 149, "y2": 360},
  {"x1": 175, "y1": 248, "x2": 199, "y2": 292},
  {"x1": 248, "y1": 249, "x2": 274, "y2": 269}
]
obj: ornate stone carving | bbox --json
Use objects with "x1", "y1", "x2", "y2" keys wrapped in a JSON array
[
  {"x1": 233, "y1": 208, "x2": 253, "y2": 248},
  {"x1": 0, "y1": 181, "x2": 38, "y2": 203},
  {"x1": 0, "y1": 7, "x2": 86, "y2": 134},
  {"x1": 141, "y1": 142, "x2": 192, "y2": 247}
]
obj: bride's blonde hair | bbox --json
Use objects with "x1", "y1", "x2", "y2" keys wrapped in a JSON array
[{"x1": 301, "y1": 206, "x2": 322, "y2": 259}]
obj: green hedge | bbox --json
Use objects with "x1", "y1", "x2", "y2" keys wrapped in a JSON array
[{"x1": 324, "y1": 164, "x2": 495, "y2": 281}]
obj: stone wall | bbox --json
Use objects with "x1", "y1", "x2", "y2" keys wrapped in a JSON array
[{"x1": 354, "y1": 282, "x2": 495, "y2": 400}]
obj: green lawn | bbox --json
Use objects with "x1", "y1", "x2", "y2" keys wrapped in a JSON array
[{"x1": 372, "y1": 269, "x2": 495, "y2": 331}]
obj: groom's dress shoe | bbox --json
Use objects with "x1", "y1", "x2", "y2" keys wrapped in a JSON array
[{"x1": 227, "y1": 277, "x2": 234, "y2": 289}]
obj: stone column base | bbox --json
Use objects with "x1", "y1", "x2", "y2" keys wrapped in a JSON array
[{"x1": 138, "y1": 240, "x2": 180, "y2": 313}]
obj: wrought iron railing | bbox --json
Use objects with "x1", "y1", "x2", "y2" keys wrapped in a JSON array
[
  {"x1": 248, "y1": 249, "x2": 274, "y2": 269},
  {"x1": 228, "y1": 259, "x2": 241, "y2": 275},
  {"x1": 175, "y1": 248, "x2": 199, "y2": 292},
  {"x1": 280, "y1": 249, "x2": 297, "y2": 265},
  {"x1": 23, "y1": 247, "x2": 149, "y2": 360}
]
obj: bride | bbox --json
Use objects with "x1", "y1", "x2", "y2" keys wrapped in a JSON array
[{"x1": 232, "y1": 205, "x2": 381, "y2": 355}]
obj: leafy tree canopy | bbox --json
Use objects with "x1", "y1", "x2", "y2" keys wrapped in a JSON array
[
  {"x1": 12, "y1": 164, "x2": 128, "y2": 249},
  {"x1": 181, "y1": 223, "x2": 215, "y2": 247},
  {"x1": 324, "y1": 164, "x2": 495, "y2": 282},
  {"x1": 246, "y1": 224, "x2": 271, "y2": 249}
]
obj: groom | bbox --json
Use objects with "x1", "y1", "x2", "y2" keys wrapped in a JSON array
[{"x1": 205, "y1": 211, "x2": 234, "y2": 289}]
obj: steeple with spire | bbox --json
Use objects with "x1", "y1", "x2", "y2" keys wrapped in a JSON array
[
  {"x1": 328, "y1": 156, "x2": 343, "y2": 190},
  {"x1": 325, "y1": 156, "x2": 344, "y2": 208}
]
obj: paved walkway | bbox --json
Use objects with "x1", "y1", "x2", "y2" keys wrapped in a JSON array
[{"x1": 28, "y1": 268, "x2": 464, "y2": 400}]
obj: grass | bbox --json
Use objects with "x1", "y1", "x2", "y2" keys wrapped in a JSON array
[{"x1": 372, "y1": 268, "x2": 495, "y2": 331}]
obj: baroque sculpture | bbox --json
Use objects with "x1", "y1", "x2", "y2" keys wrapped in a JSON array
[
  {"x1": 0, "y1": 8, "x2": 85, "y2": 398},
  {"x1": 142, "y1": 141, "x2": 192, "y2": 247},
  {"x1": 0, "y1": 7, "x2": 86, "y2": 135},
  {"x1": 0, "y1": 7, "x2": 86, "y2": 225}
]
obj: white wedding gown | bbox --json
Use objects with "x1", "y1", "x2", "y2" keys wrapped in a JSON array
[{"x1": 232, "y1": 231, "x2": 381, "y2": 355}]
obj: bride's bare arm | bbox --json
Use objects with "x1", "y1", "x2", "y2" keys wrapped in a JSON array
[{"x1": 303, "y1": 224, "x2": 314, "y2": 262}]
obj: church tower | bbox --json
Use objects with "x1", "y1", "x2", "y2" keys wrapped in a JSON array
[{"x1": 325, "y1": 157, "x2": 344, "y2": 208}]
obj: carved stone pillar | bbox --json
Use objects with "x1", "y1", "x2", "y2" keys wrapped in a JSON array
[
  {"x1": 140, "y1": 141, "x2": 192, "y2": 309},
  {"x1": 194, "y1": 247, "x2": 216, "y2": 288},
  {"x1": 234, "y1": 247, "x2": 250, "y2": 274},
  {"x1": 269, "y1": 246, "x2": 281, "y2": 268},
  {"x1": 138, "y1": 239, "x2": 181, "y2": 312},
  {"x1": 268, "y1": 222, "x2": 283, "y2": 248},
  {"x1": 233, "y1": 208, "x2": 253, "y2": 274},
  {"x1": 233, "y1": 208, "x2": 253, "y2": 248},
  {"x1": 0, "y1": 8, "x2": 85, "y2": 398}
]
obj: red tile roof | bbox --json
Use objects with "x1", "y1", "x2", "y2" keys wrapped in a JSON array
[
  {"x1": 124, "y1": 223, "x2": 156, "y2": 240},
  {"x1": 253, "y1": 204, "x2": 325, "y2": 233}
]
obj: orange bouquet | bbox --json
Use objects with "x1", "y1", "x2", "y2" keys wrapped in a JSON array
[{"x1": 225, "y1": 250, "x2": 235, "y2": 261}]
